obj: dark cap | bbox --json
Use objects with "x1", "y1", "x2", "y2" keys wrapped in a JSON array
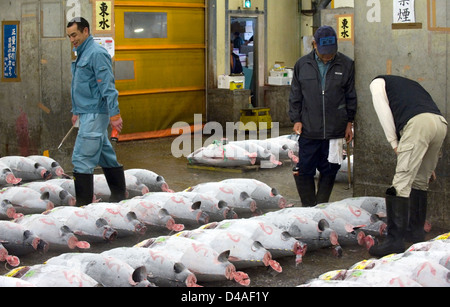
[{"x1": 314, "y1": 26, "x2": 338, "y2": 55}]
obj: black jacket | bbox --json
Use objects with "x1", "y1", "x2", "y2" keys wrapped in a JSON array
[{"x1": 289, "y1": 50, "x2": 357, "y2": 139}]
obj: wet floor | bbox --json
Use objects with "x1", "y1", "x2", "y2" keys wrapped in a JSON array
[{"x1": 2, "y1": 129, "x2": 448, "y2": 286}]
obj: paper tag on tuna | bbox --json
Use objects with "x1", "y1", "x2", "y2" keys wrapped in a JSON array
[
  {"x1": 433, "y1": 233, "x2": 450, "y2": 241},
  {"x1": 318, "y1": 270, "x2": 343, "y2": 281}
]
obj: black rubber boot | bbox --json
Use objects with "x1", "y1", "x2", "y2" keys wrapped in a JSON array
[
  {"x1": 369, "y1": 189, "x2": 409, "y2": 257},
  {"x1": 406, "y1": 189, "x2": 427, "y2": 243},
  {"x1": 293, "y1": 167, "x2": 316, "y2": 207},
  {"x1": 316, "y1": 174, "x2": 337, "y2": 205},
  {"x1": 103, "y1": 166, "x2": 127, "y2": 202},
  {"x1": 73, "y1": 173, "x2": 94, "y2": 207}
]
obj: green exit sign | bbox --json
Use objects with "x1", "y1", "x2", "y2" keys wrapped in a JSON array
[{"x1": 243, "y1": 0, "x2": 251, "y2": 9}]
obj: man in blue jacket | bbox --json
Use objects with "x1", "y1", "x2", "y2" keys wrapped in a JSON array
[
  {"x1": 289, "y1": 26, "x2": 357, "y2": 206},
  {"x1": 66, "y1": 17, "x2": 126, "y2": 206}
]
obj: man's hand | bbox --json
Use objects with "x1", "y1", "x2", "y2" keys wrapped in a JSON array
[
  {"x1": 72, "y1": 115, "x2": 79, "y2": 127},
  {"x1": 345, "y1": 122, "x2": 354, "y2": 143},
  {"x1": 430, "y1": 171, "x2": 437, "y2": 183},
  {"x1": 293, "y1": 122, "x2": 303, "y2": 135},
  {"x1": 110, "y1": 114, "x2": 123, "y2": 133}
]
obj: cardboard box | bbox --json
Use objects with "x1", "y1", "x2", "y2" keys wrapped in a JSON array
[
  {"x1": 218, "y1": 75, "x2": 246, "y2": 89},
  {"x1": 268, "y1": 76, "x2": 292, "y2": 86}
]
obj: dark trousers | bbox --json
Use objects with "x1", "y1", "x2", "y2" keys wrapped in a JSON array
[{"x1": 296, "y1": 136, "x2": 341, "y2": 177}]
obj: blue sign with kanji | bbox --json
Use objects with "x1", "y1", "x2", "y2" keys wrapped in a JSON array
[{"x1": 3, "y1": 23, "x2": 19, "y2": 80}]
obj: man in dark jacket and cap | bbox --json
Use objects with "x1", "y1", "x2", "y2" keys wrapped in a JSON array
[{"x1": 289, "y1": 25, "x2": 357, "y2": 207}]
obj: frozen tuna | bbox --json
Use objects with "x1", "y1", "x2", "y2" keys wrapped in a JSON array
[
  {"x1": 247, "y1": 138, "x2": 298, "y2": 163},
  {"x1": 335, "y1": 196, "x2": 386, "y2": 218},
  {"x1": 0, "y1": 156, "x2": 52, "y2": 181},
  {"x1": 350, "y1": 253, "x2": 450, "y2": 287},
  {"x1": 0, "y1": 161, "x2": 22, "y2": 186},
  {"x1": 125, "y1": 169, "x2": 173, "y2": 192},
  {"x1": 0, "y1": 242, "x2": 20, "y2": 267},
  {"x1": 46, "y1": 253, "x2": 153, "y2": 287},
  {"x1": 103, "y1": 246, "x2": 200, "y2": 287},
  {"x1": 137, "y1": 235, "x2": 250, "y2": 285},
  {"x1": 120, "y1": 198, "x2": 184, "y2": 232},
  {"x1": 0, "y1": 186, "x2": 54, "y2": 215},
  {"x1": 27, "y1": 155, "x2": 68, "y2": 178},
  {"x1": 299, "y1": 279, "x2": 369, "y2": 287},
  {"x1": 316, "y1": 201, "x2": 387, "y2": 237},
  {"x1": 23, "y1": 181, "x2": 76, "y2": 207},
  {"x1": 141, "y1": 192, "x2": 209, "y2": 226},
  {"x1": 44, "y1": 206, "x2": 117, "y2": 242},
  {"x1": 47, "y1": 178, "x2": 100, "y2": 204},
  {"x1": 187, "y1": 141, "x2": 257, "y2": 167},
  {"x1": 175, "y1": 191, "x2": 237, "y2": 221},
  {"x1": 124, "y1": 173, "x2": 150, "y2": 198},
  {"x1": 83, "y1": 202, "x2": 147, "y2": 237},
  {"x1": 279, "y1": 206, "x2": 374, "y2": 249},
  {"x1": 220, "y1": 178, "x2": 289, "y2": 210},
  {"x1": 0, "y1": 199, "x2": 22, "y2": 220},
  {"x1": 5, "y1": 264, "x2": 99, "y2": 287},
  {"x1": 93, "y1": 174, "x2": 125, "y2": 202},
  {"x1": 46, "y1": 179, "x2": 76, "y2": 196},
  {"x1": 176, "y1": 228, "x2": 282, "y2": 272},
  {"x1": 0, "y1": 276, "x2": 35, "y2": 287},
  {"x1": 14, "y1": 214, "x2": 90, "y2": 251},
  {"x1": 253, "y1": 208, "x2": 339, "y2": 253},
  {"x1": 208, "y1": 218, "x2": 307, "y2": 264},
  {"x1": 0, "y1": 220, "x2": 49, "y2": 256},
  {"x1": 316, "y1": 269, "x2": 422, "y2": 287},
  {"x1": 230, "y1": 140, "x2": 282, "y2": 168},
  {"x1": 186, "y1": 181, "x2": 258, "y2": 215}
]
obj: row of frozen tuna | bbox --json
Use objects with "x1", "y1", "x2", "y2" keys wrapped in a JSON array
[
  {"x1": 186, "y1": 136, "x2": 353, "y2": 183},
  {"x1": 0, "y1": 155, "x2": 64, "y2": 185},
  {"x1": 0, "y1": 177, "x2": 296, "y2": 266},
  {"x1": 0, "y1": 154, "x2": 172, "y2": 191},
  {"x1": 0, "y1": 166, "x2": 173, "y2": 219},
  {"x1": 187, "y1": 135, "x2": 300, "y2": 168},
  {"x1": 1, "y1": 196, "x2": 392, "y2": 287},
  {"x1": 300, "y1": 233, "x2": 450, "y2": 287}
]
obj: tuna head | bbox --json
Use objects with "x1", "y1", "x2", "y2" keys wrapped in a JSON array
[
  {"x1": 238, "y1": 191, "x2": 257, "y2": 212},
  {"x1": 125, "y1": 211, "x2": 148, "y2": 236},
  {"x1": 33, "y1": 163, "x2": 52, "y2": 180},
  {"x1": 173, "y1": 262, "x2": 201, "y2": 287},
  {"x1": 95, "y1": 218, "x2": 118, "y2": 241},
  {"x1": 0, "y1": 199, "x2": 22, "y2": 219},
  {"x1": 191, "y1": 201, "x2": 210, "y2": 225},
  {"x1": 59, "y1": 189, "x2": 76, "y2": 207},
  {"x1": 23, "y1": 230, "x2": 49, "y2": 254}
]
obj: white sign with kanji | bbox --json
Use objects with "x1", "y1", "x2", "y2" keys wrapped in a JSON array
[{"x1": 393, "y1": 0, "x2": 415, "y2": 23}]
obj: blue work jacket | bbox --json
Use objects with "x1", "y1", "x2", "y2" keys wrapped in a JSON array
[{"x1": 71, "y1": 35, "x2": 120, "y2": 117}]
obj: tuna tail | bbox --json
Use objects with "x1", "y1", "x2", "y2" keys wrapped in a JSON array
[
  {"x1": 6, "y1": 255, "x2": 20, "y2": 267},
  {"x1": 6, "y1": 173, "x2": 22, "y2": 185},
  {"x1": 232, "y1": 271, "x2": 250, "y2": 286}
]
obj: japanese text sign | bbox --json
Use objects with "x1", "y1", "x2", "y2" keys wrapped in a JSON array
[
  {"x1": 393, "y1": 0, "x2": 416, "y2": 23},
  {"x1": 94, "y1": 1, "x2": 114, "y2": 34},
  {"x1": 337, "y1": 15, "x2": 353, "y2": 42},
  {"x1": 2, "y1": 21, "x2": 20, "y2": 82}
]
